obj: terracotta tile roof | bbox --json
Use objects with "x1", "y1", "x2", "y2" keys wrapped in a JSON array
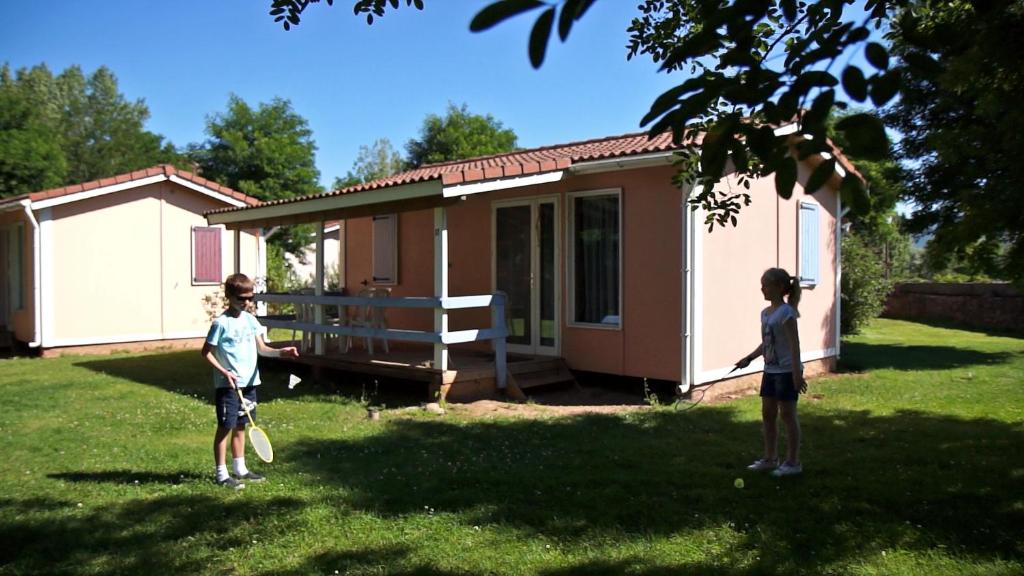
[
  {"x1": 206, "y1": 131, "x2": 684, "y2": 215},
  {"x1": 23, "y1": 165, "x2": 260, "y2": 206},
  {"x1": 203, "y1": 127, "x2": 865, "y2": 217}
]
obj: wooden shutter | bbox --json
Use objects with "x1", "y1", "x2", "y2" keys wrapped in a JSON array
[
  {"x1": 193, "y1": 226, "x2": 222, "y2": 284},
  {"x1": 372, "y1": 214, "x2": 397, "y2": 284},
  {"x1": 799, "y1": 202, "x2": 820, "y2": 285}
]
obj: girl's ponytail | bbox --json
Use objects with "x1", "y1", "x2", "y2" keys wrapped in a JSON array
[{"x1": 787, "y1": 275, "x2": 802, "y2": 314}]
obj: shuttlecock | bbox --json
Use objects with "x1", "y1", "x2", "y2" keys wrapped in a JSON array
[{"x1": 288, "y1": 374, "x2": 302, "y2": 389}]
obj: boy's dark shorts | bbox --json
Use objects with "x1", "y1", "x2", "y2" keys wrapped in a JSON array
[
  {"x1": 760, "y1": 372, "x2": 800, "y2": 402},
  {"x1": 215, "y1": 387, "x2": 257, "y2": 429}
]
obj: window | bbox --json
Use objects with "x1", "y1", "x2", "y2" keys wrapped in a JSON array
[
  {"x1": 799, "y1": 202, "x2": 820, "y2": 286},
  {"x1": 372, "y1": 214, "x2": 398, "y2": 285},
  {"x1": 192, "y1": 226, "x2": 222, "y2": 284},
  {"x1": 12, "y1": 224, "x2": 22, "y2": 310},
  {"x1": 570, "y1": 190, "x2": 621, "y2": 327}
]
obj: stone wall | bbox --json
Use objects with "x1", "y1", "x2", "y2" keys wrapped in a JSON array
[{"x1": 883, "y1": 282, "x2": 1023, "y2": 333}]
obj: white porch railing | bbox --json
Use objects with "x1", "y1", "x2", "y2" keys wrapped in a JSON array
[{"x1": 255, "y1": 292, "x2": 508, "y2": 389}]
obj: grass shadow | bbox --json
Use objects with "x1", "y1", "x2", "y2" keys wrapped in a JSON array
[
  {"x1": 280, "y1": 407, "x2": 1023, "y2": 572},
  {"x1": 839, "y1": 342, "x2": 1015, "y2": 372},
  {"x1": 0, "y1": 494, "x2": 305, "y2": 574},
  {"x1": 48, "y1": 470, "x2": 204, "y2": 485},
  {"x1": 73, "y1": 351, "x2": 428, "y2": 408}
]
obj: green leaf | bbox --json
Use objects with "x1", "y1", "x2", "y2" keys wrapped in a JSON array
[
  {"x1": 840, "y1": 172, "x2": 870, "y2": 215},
  {"x1": 528, "y1": 7, "x2": 556, "y2": 68},
  {"x1": 470, "y1": 0, "x2": 544, "y2": 32},
  {"x1": 865, "y1": 42, "x2": 889, "y2": 70},
  {"x1": 781, "y1": 0, "x2": 797, "y2": 22},
  {"x1": 869, "y1": 70, "x2": 900, "y2": 107},
  {"x1": 835, "y1": 113, "x2": 889, "y2": 161},
  {"x1": 557, "y1": 1, "x2": 575, "y2": 40},
  {"x1": 806, "y1": 158, "x2": 836, "y2": 193},
  {"x1": 792, "y1": 71, "x2": 839, "y2": 93},
  {"x1": 774, "y1": 156, "x2": 798, "y2": 200},
  {"x1": 841, "y1": 66, "x2": 868, "y2": 102},
  {"x1": 804, "y1": 89, "x2": 835, "y2": 130}
]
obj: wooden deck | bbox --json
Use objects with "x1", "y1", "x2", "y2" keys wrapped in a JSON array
[{"x1": 265, "y1": 341, "x2": 573, "y2": 402}]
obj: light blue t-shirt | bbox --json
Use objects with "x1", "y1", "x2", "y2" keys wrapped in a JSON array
[
  {"x1": 761, "y1": 303, "x2": 801, "y2": 374},
  {"x1": 206, "y1": 310, "x2": 263, "y2": 389}
]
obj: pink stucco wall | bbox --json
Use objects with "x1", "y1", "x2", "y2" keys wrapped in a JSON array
[
  {"x1": 699, "y1": 170, "x2": 839, "y2": 377},
  {"x1": 341, "y1": 161, "x2": 837, "y2": 383},
  {"x1": 343, "y1": 165, "x2": 684, "y2": 381}
]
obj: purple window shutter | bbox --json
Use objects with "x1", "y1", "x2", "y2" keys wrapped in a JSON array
[{"x1": 194, "y1": 227, "x2": 222, "y2": 283}]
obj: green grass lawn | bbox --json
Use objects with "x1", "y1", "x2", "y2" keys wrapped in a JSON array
[{"x1": 1, "y1": 319, "x2": 1021, "y2": 575}]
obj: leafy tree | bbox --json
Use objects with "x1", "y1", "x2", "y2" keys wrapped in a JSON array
[
  {"x1": 827, "y1": 110, "x2": 909, "y2": 333},
  {"x1": 53, "y1": 66, "x2": 178, "y2": 184},
  {"x1": 405, "y1": 103, "x2": 518, "y2": 168},
  {"x1": 829, "y1": 109, "x2": 911, "y2": 281},
  {"x1": 332, "y1": 137, "x2": 404, "y2": 189},
  {"x1": 188, "y1": 94, "x2": 322, "y2": 257},
  {"x1": 0, "y1": 65, "x2": 66, "y2": 196},
  {"x1": 886, "y1": 0, "x2": 1024, "y2": 284},
  {"x1": 841, "y1": 232, "x2": 891, "y2": 334},
  {"x1": 0, "y1": 63, "x2": 178, "y2": 196},
  {"x1": 268, "y1": 0, "x2": 895, "y2": 228}
]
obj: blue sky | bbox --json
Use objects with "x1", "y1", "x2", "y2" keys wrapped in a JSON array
[{"x1": 2, "y1": 1, "x2": 683, "y2": 188}]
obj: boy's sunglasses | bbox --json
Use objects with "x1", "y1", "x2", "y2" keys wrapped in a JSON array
[{"x1": 233, "y1": 295, "x2": 255, "y2": 302}]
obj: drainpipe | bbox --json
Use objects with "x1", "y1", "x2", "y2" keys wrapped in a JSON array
[
  {"x1": 20, "y1": 200, "x2": 41, "y2": 348},
  {"x1": 835, "y1": 200, "x2": 851, "y2": 359},
  {"x1": 679, "y1": 185, "x2": 696, "y2": 395}
]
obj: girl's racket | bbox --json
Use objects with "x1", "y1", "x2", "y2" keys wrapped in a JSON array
[{"x1": 236, "y1": 387, "x2": 274, "y2": 463}]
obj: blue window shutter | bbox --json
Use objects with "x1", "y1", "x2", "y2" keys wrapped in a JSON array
[{"x1": 800, "y1": 203, "x2": 820, "y2": 285}]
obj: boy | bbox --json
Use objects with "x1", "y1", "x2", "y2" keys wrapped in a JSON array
[{"x1": 202, "y1": 273, "x2": 299, "y2": 490}]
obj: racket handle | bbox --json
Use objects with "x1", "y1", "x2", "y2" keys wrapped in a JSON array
[{"x1": 235, "y1": 387, "x2": 256, "y2": 426}]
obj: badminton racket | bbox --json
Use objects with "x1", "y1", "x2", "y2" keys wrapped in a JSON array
[{"x1": 235, "y1": 387, "x2": 274, "y2": 463}]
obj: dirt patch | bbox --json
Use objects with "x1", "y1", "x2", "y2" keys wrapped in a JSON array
[{"x1": 449, "y1": 385, "x2": 651, "y2": 419}]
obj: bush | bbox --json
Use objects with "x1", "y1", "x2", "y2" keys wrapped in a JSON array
[{"x1": 842, "y1": 232, "x2": 893, "y2": 334}]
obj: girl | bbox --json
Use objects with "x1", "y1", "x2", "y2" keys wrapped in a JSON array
[{"x1": 735, "y1": 268, "x2": 807, "y2": 477}]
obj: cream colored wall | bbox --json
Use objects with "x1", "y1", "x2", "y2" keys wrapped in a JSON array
[
  {"x1": 48, "y1": 181, "x2": 260, "y2": 345},
  {"x1": 700, "y1": 171, "x2": 839, "y2": 375},
  {"x1": 159, "y1": 183, "x2": 261, "y2": 337},
  {"x1": 0, "y1": 209, "x2": 36, "y2": 343},
  {"x1": 51, "y1": 186, "x2": 164, "y2": 341}
]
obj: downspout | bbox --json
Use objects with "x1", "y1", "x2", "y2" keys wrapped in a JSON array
[
  {"x1": 679, "y1": 185, "x2": 697, "y2": 395},
  {"x1": 20, "y1": 200, "x2": 41, "y2": 348},
  {"x1": 835, "y1": 198, "x2": 850, "y2": 359}
]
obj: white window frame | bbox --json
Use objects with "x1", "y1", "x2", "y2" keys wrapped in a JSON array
[
  {"x1": 798, "y1": 201, "x2": 820, "y2": 287},
  {"x1": 372, "y1": 213, "x2": 398, "y2": 286},
  {"x1": 490, "y1": 194, "x2": 562, "y2": 356},
  {"x1": 6, "y1": 223, "x2": 25, "y2": 312},
  {"x1": 191, "y1": 224, "x2": 225, "y2": 286},
  {"x1": 567, "y1": 188, "x2": 623, "y2": 330}
]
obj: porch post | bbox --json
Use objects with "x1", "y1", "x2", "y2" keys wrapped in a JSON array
[
  {"x1": 433, "y1": 207, "x2": 449, "y2": 371},
  {"x1": 314, "y1": 220, "x2": 325, "y2": 355}
]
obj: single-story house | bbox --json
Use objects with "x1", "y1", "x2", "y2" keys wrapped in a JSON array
[
  {"x1": 205, "y1": 126, "x2": 858, "y2": 398},
  {"x1": 0, "y1": 165, "x2": 265, "y2": 355}
]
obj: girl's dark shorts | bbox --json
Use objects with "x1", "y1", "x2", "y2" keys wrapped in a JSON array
[
  {"x1": 760, "y1": 372, "x2": 799, "y2": 402},
  {"x1": 215, "y1": 387, "x2": 257, "y2": 429}
]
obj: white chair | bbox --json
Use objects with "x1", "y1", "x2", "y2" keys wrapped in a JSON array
[
  {"x1": 349, "y1": 287, "x2": 390, "y2": 355},
  {"x1": 292, "y1": 288, "x2": 315, "y2": 353}
]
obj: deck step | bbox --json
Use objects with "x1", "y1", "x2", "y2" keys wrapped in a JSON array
[
  {"x1": 0, "y1": 330, "x2": 12, "y2": 349},
  {"x1": 507, "y1": 357, "x2": 577, "y2": 394}
]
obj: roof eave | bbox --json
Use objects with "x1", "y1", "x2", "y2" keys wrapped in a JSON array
[{"x1": 206, "y1": 178, "x2": 446, "y2": 229}]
